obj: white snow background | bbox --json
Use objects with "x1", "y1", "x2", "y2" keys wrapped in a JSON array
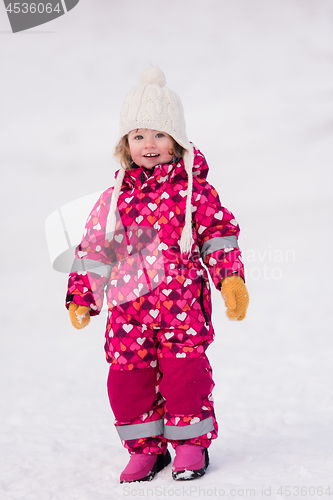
[{"x1": 1, "y1": 1, "x2": 333, "y2": 499}]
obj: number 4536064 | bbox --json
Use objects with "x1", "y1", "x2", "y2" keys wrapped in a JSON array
[
  {"x1": 277, "y1": 486, "x2": 332, "y2": 496},
  {"x1": 5, "y1": 3, "x2": 62, "y2": 14}
]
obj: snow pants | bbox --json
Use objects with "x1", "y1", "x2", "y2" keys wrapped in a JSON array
[{"x1": 105, "y1": 322, "x2": 218, "y2": 455}]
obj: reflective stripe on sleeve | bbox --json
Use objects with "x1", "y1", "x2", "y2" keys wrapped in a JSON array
[
  {"x1": 115, "y1": 419, "x2": 164, "y2": 441},
  {"x1": 163, "y1": 416, "x2": 214, "y2": 440},
  {"x1": 70, "y1": 258, "x2": 112, "y2": 279},
  {"x1": 201, "y1": 236, "x2": 239, "y2": 260}
]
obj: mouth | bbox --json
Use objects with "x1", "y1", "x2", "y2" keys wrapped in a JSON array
[{"x1": 144, "y1": 153, "x2": 159, "y2": 158}]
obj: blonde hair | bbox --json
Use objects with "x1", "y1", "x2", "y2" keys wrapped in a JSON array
[{"x1": 114, "y1": 134, "x2": 184, "y2": 169}]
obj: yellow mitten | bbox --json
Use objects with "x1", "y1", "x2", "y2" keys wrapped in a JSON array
[
  {"x1": 221, "y1": 275, "x2": 249, "y2": 321},
  {"x1": 69, "y1": 303, "x2": 91, "y2": 330}
]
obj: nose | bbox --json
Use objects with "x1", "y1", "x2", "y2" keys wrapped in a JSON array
[{"x1": 143, "y1": 136, "x2": 156, "y2": 148}]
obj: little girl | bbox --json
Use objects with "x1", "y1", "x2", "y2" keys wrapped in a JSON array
[{"x1": 66, "y1": 67, "x2": 249, "y2": 483}]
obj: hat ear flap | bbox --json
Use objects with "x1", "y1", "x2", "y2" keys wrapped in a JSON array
[
  {"x1": 179, "y1": 148, "x2": 194, "y2": 255},
  {"x1": 106, "y1": 167, "x2": 125, "y2": 242}
]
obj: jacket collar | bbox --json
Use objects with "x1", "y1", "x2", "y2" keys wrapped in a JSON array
[
  {"x1": 113, "y1": 145, "x2": 209, "y2": 189},
  {"x1": 122, "y1": 159, "x2": 185, "y2": 188}
]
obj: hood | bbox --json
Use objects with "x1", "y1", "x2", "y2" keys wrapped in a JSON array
[{"x1": 191, "y1": 145, "x2": 209, "y2": 181}]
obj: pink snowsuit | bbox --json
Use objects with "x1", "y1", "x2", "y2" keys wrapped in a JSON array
[{"x1": 66, "y1": 146, "x2": 244, "y2": 454}]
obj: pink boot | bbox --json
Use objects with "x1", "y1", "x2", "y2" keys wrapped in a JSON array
[
  {"x1": 120, "y1": 449, "x2": 171, "y2": 483},
  {"x1": 172, "y1": 444, "x2": 209, "y2": 480}
]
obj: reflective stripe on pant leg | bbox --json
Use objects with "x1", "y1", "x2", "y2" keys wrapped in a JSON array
[
  {"x1": 116, "y1": 419, "x2": 164, "y2": 440},
  {"x1": 164, "y1": 416, "x2": 214, "y2": 440}
]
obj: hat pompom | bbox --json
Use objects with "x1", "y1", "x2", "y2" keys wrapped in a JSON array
[{"x1": 139, "y1": 67, "x2": 166, "y2": 87}]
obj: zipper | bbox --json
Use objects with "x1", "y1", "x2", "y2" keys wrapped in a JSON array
[{"x1": 200, "y1": 276, "x2": 209, "y2": 326}]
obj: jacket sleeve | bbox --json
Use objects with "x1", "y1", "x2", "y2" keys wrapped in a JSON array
[
  {"x1": 65, "y1": 188, "x2": 115, "y2": 315},
  {"x1": 193, "y1": 181, "x2": 245, "y2": 289}
]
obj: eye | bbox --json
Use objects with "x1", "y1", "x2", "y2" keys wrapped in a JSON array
[
  {"x1": 156, "y1": 133, "x2": 165, "y2": 138},
  {"x1": 134, "y1": 135, "x2": 144, "y2": 140}
]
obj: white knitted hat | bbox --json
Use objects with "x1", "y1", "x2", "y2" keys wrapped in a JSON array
[{"x1": 107, "y1": 67, "x2": 194, "y2": 254}]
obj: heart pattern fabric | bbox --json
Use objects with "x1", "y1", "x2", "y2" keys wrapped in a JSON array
[{"x1": 66, "y1": 145, "x2": 244, "y2": 451}]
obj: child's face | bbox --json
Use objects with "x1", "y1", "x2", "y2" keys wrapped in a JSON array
[{"x1": 128, "y1": 129, "x2": 174, "y2": 169}]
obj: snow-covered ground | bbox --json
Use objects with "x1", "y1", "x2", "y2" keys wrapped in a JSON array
[{"x1": 1, "y1": 1, "x2": 333, "y2": 499}]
